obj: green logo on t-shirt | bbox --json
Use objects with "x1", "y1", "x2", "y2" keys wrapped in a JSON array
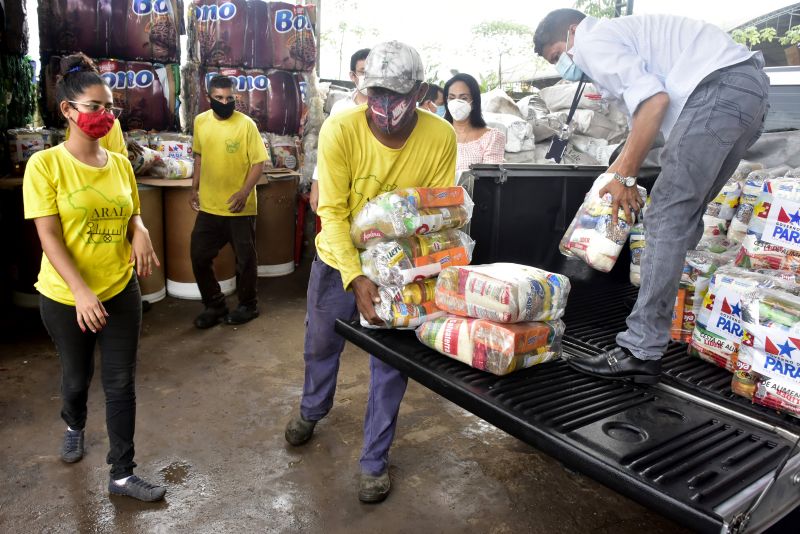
[
  {"x1": 68, "y1": 186, "x2": 130, "y2": 244},
  {"x1": 225, "y1": 139, "x2": 241, "y2": 153}
]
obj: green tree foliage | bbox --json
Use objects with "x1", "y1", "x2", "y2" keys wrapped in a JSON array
[
  {"x1": 780, "y1": 25, "x2": 800, "y2": 46},
  {"x1": 471, "y1": 20, "x2": 534, "y2": 87},
  {"x1": 573, "y1": 0, "x2": 617, "y2": 19}
]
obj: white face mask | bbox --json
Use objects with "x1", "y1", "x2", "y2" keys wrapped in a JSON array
[{"x1": 448, "y1": 99, "x2": 472, "y2": 122}]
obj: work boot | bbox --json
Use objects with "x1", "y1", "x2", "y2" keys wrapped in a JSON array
[
  {"x1": 193, "y1": 305, "x2": 228, "y2": 329},
  {"x1": 60, "y1": 428, "x2": 85, "y2": 463},
  {"x1": 224, "y1": 304, "x2": 259, "y2": 325},
  {"x1": 358, "y1": 471, "x2": 391, "y2": 503},
  {"x1": 568, "y1": 347, "x2": 661, "y2": 385},
  {"x1": 108, "y1": 475, "x2": 166, "y2": 502},
  {"x1": 284, "y1": 414, "x2": 317, "y2": 446}
]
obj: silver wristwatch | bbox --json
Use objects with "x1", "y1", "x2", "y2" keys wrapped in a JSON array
[{"x1": 612, "y1": 172, "x2": 637, "y2": 187}]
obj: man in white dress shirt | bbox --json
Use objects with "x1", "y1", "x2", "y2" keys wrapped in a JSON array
[
  {"x1": 534, "y1": 9, "x2": 769, "y2": 383},
  {"x1": 309, "y1": 48, "x2": 370, "y2": 212}
]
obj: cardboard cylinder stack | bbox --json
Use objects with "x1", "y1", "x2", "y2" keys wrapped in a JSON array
[
  {"x1": 163, "y1": 187, "x2": 237, "y2": 299},
  {"x1": 256, "y1": 175, "x2": 298, "y2": 277},
  {"x1": 136, "y1": 184, "x2": 166, "y2": 303}
]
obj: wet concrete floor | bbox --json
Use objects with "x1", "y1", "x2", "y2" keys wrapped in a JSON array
[{"x1": 0, "y1": 262, "x2": 689, "y2": 533}]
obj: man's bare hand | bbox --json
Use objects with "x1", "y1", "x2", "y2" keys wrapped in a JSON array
[
  {"x1": 351, "y1": 275, "x2": 382, "y2": 326},
  {"x1": 599, "y1": 178, "x2": 642, "y2": 226}
]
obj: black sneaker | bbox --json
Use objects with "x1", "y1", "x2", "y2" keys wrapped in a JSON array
[
  {"x1": 224, "y1": 305, "x2": 259, "y2": 325},
  {"x1": 108, "y1": 475, "x2": 166, "y2": 502},
  {"x1": 358, "y1": 471, "x2": 391, "y2": 503},
  {"x1": 193, "y1": 305, "x2": 229, "y2": 329},
  {"x1": 285, "y1": 414, "x2": 317, "y2": 446},
  {"x1": 60, "y1": 428, "x2": 85, "y2": 463}
]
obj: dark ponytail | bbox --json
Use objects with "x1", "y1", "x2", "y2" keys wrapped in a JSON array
[{"x1": 56, "y1": 53, "x2": 105, "y2": 104}]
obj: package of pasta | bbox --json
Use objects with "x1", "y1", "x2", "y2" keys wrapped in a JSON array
[
  {"x1": 732, "y1": 288, "x2": 800, "y2": 418},
  {"x1": 560, "y1": 174, "x2": 648, "y2": 272},
  {"x1": 689, "y1": 267, "x2": 795, "y2": 371},
  {"x1": 416, "y1": 317, "x2": 565, "y2": 376},
  {"x1": 350, "y1": 187, "x2": 473, "y2": 248},
  {"x1": 735, "y1": 177, "x2": 800, "y2": 274},
  {"x1": 434, "y1": 263, "x2": 571, "y2": 323},
  {"x1": 359, "y1": 230, "x2": 475, "y2": 287},
  {"x1": 360, "y1": 280, "x2": 444, "y2": 329},
  {"x1": 629, "y1": 223, "x2": 645, "y2": 287},
  {"x1": 728, "y1": 166, "x2": 792, "y2": 243}
]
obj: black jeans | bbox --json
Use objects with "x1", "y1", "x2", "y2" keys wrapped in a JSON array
[
  {"x1": 40, "y1": 275, "x2": 141, "y2": 478},
  {"x1": 190, "y1": 211, "x2": 258, "y2": 309}
]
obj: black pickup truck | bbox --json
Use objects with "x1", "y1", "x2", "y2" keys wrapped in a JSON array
[{"x1": 335, "y1": 163, "x2": 800, "y2": 533}]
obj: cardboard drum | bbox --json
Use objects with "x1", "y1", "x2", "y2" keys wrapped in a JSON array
[
  {"x1": 136, "y1": 184, "x2": 166, "y2": 303},
  {"x1": 164, "y1": 187, "x2": 236, "y2": 299},
  {"x1": 256, "y1": 176, "x2": 297, "y2": 277}
]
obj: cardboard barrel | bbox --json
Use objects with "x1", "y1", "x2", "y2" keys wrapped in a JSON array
[
  {"x1": 163, "y1": 187, "x2": 236, "y2": 300},
  {"x1": 136, "y1": 184, "x2": 166, "y2": 303},
  {"x1": 256, "y1": 176, "x2": 298, "y2": 277},
  {"x1": 8, "y1": 186, "x2": 43, "y2": 308}
]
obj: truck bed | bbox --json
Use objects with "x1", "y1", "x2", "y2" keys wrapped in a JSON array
[{"x1": 336, "y1": 281, "x2": 800, "y2": 533}]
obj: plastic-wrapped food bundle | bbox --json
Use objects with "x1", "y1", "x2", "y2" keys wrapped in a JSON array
[
  {"x1": 560, "y1": 174, "x2": 647, "y2": 272},
  {"x1": 733, "y1": 288, "x2": 800, "y2": 418},
  {"x1": 8, "y1": 128, "x2": 62, "y2": 175},
  {"x1": 629, "y1": 223, "x2": 645, "y2": 287},
  {"x1": 149, "y1": 133, "x2": 193, "y2": 160},
  {"x1": 703, "y1": 175, "x2": 744, "y2": 238},
  {"x1": 361, "y1": 279, "x2": 444, "y2": 329},
  {"x1": 736, "y1": 177, "x2": 800, "y2": 273},
  {"x1": 127, "y1": 140, "x2": 162, "y2": 176},
  {"x1": 670, "y1": 244, "x2": 739, "y2": 343},
  {"x1": 350, "y1": 187, "x2": 473, "y2": 248},
  {"x1": 689, "y1": 266, "x2": 795, "y2": 371},
  {"x1": 729, "y1": 166, "x2": 792, "y2": 242},
  {"x1": 150, "y1": 157, "x2": 193, "y2": 180},
  {"x1": 360, "y1": 230, "x2": 475, "y2": 287},
  {"x1": 416, "y1": 317, "x2": 566, "y2": 376},
  {"x1": 270, "y1": 134, "x2": 301, "y2": 169},
  {"x1": 434, "y1": 263, "x2": 571, "y2": 323}
]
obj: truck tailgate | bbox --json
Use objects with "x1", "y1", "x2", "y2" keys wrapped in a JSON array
[{"x1": 335, "y1": 282, "x2": 800, "y2": 533}]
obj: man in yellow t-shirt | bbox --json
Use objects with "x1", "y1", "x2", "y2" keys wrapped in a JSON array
[
  {"x1": 284, "y1": 41, "x2": 457, "y2": 504},
  {"x1": 189, "y1": 75, "x2": 268, "y2": 329}
]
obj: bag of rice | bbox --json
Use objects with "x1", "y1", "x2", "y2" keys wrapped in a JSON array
[
  {"x1": 434, "y1": 263, "x2": 571, "y2": 323},
  {"x1": 416, "y1": 317, "x2": 565, "y2": 376}
]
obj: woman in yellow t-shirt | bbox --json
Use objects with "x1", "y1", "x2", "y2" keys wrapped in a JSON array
[{"x1": 22, "y1": 54, "x2": 165, "y2": 503}]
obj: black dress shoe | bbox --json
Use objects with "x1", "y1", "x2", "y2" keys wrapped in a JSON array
[{"x1": 568, "y1": 347, "x2": 661, "y2": 384}]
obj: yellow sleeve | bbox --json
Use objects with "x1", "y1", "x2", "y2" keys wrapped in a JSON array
[
  {"x1": 427, "y1": 127, "x2": 458, "y2": 188},
  {"x1": 316, "y1": 120, "x2": 362, "y2": 290},
  {"x1": 22, "y1": 152, "x2": 59, "y2": 219},
  {"x1": 101, "y1": 120, "x2": 128, "y2": 158},
  {"x1": 127, "y1": 160, "x2": 141, "y2": 216},
  {"x1": 247, "y1": 120, "x2": 268, "y2": 165},
  {"x1": 192, "y1": 116, "x2": 202, "y2": 155}
]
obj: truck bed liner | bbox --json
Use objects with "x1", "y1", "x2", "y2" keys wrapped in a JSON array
[{"x1": 335, "y1": 282, "x2": 800, "y2": 532}]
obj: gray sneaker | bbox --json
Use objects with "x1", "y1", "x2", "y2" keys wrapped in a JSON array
[
  {"x1": 359, "y1": 471, "x2": 391, "y2": 503},
  {"x1": 60, "y1": 429, "x2": 84, "y2": 463},
  {"x1": 108, "y1": 475, "x2": 166, "y2": 502},
  {"x1": 284, "y1": 414, "x2": 317, "y2": 446}
]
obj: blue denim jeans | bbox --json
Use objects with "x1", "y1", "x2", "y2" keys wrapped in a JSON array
[{"x1": 618, "y1": 58, "x2": 770, "y2": 360}]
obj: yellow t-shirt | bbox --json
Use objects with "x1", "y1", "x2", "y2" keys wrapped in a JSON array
[
  {"x1": 22, "y1": 144, "x2": 141, "y2": 305},
  {"x1": 65, "y1": 119, "x2": 129, "y2": 158},
  {"x1": 193, "y1": 110, "x2": 268, "y2": 217},
  {"x1": 316, "y1": 105, "x2": 457, "y2": 289}
]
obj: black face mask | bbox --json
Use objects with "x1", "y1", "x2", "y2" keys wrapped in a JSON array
[{"x1": 210, "y1": 99, "x2": 235, "y2": 119}]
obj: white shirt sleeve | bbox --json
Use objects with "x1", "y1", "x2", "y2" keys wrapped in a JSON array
[{"x1": 574, "y1": 31, "x2": 666, "y2": 117}]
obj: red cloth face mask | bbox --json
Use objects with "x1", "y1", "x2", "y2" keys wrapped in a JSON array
[{"x1": 71, "y1": 108, "x2": 116, "y2": 139}]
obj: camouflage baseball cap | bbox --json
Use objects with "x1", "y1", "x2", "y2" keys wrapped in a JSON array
[{"x1": 362, "y1": 41, "x2": 425, "y2": 94}]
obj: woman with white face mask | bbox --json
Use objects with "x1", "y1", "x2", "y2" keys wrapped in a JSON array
[{"x1": 443, "y1": 73, "x2": 506, "y2": 172}]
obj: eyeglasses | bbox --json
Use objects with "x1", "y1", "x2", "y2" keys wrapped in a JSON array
[{"x1": 68, "y1": 101, "x2": 123, "y2": 117}]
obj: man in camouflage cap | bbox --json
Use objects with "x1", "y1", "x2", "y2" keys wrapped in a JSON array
[{"x1": 285, "y1": 41, "x2": 456, "y2": 503}]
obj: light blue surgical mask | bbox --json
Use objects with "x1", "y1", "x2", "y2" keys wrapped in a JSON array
[
  {"x1": 435, "y1": 104, "x2": 446, "y2": 117},
  {"x1": 556, "y1": 30, "x2": 584, "y2": 82}
]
